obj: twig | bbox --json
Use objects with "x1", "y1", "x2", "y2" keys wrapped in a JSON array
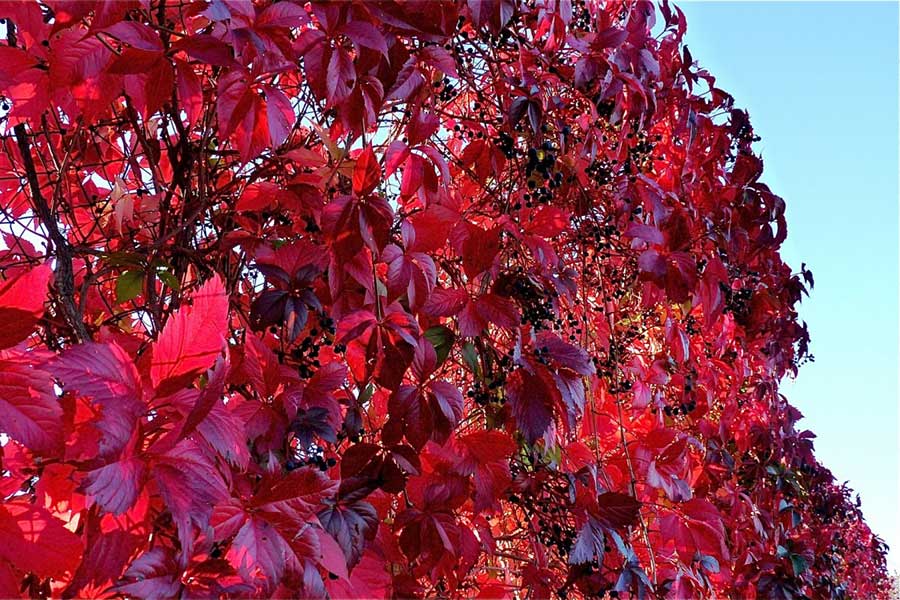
[{"x1": 14, "y1": 124, "x2": 90, "y2": 342}]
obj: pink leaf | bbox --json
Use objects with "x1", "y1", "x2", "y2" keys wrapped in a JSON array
[
  {"x1": 536, "y1": 331, "x2": 595, "y2": 375},
  {"x1": 265, "y1": 85, "x2": 295, "y2": 148},
  {"x1": 250, "y1": 467, "x2": 338, "y2": 525},
  {"x1": 54, "y1": 341, "x2": 143, "y2": 456},
  {"x1": 507, "y1": 367, "x2": 558, "y2": 444},
  {"x1": 83, "y1": 456, "x2": 146, "y2": 515},
  {"x1": 0, "y1": 350, "x2": 61, "y2": 454},
  {"x1": 624, "y1": 222, "x2": 664, "y2": 245},
  {"x1": 227, "y1": 516, "x2": 298, "y2": 591},
  {"x1": 152, "y1": 439, "x2": 229, "y2": 550},
  {"x1": 340, "y1": 21, "x2": 388, "y2": 56}
]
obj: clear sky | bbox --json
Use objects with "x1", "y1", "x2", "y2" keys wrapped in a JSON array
[{"x1": 673, "y1": 1, "x2": 899, "y2": 571}]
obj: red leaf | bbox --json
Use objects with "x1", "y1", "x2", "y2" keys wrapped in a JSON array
[
  {"x1": 419, "y1": 46, "x2": 458, "y2": 77},
  {"x1": 471, "y1": 461, "x2": 512, "y2": 513},
  {"x1": 217, "y1": 68, "x2": 254, "y2": 141},
  {"x1": 175, "y1": 60, "x2": 202, "y2": 129},
  {"x1": 400, "y1": 154, "x2": 426, "y2": 198},
  {"x1": 462, "y1": 226, "x2": 501, "y2": 278},
  {"x1": 195, "y1": 399, "x2": 250, "y2": 469},
  {"x1": 103, "y1": 21, "x2": 162, "y2": 52},
  {"x1": 304, "y1": 361, "x2": 348, "y2": 404},
  {"x1": 0, "y1": 47, "x2": 40, "y2": 90},
  {"x1": 150, "y1": 275, "x2": 228, "y2": 393},
  {"x1": 475, "y1": 293, "x2": 519, "y2": 330},
  {"x1": 353, "y1": 146, "x2": 381, "y2": 197},
  {"x1": 255, "y1": 1, "x2": 309, "y2": 29},
  {"x1": 407, "y1": 111, "x2": 441, "y2": 147},
  {"x1": 335, "y1": 310, "x2": 378, "y2": 345},
  {"x1": 48, "y1": 29, "x2": 119, "y2": 120},
  {"x1": 456, "y1": 430, "x2": 516, "y2": 471},
  {"x1": 456, "y1": 430, "x2": 515, "y2": 512},
  {"x1": 638, "y1": 248, "x2": 668, "y2": 279},
  {"x1": 115, "y1": 548, "x2": 181, "y2": 598},
  {"x1": 171, "y1": 34, "x2": 236, "y2": 66},
  {"x1": 430, "y1": 381, "x2": 463, "y2": 434},
  {"x1": 0, "y1": 264, "x2": 51, "y2": 349},
  {"x1": 64, "y1": 516, "x2": 143, "y2": 598},
  {"x1": 178, "y1": 355, "x2": 227, "y2": 439},
  {"x1": 340, "y1": 443, "x2": 381, "y2": 478},
  {"x1": 236, "y1": 182, "x2": 280, "y2": 212},
  {"x1": 625, "y1": 222, "x2": 665, "y2": 245},
  {"x1": 594, "y1": 491, "x2": 641, "y2": 530},
  {"x1": 388, "y1": 386, "x2": 432, "y2": 450},
  {"x1": 318, "y1": 500, "x2": 378, "y2": 568},
  {"x1": 387, "y1": 57, "x2": 425, "y2": 101},
  {"x1": 526, "y1": 206, "x2": 570, "y2": 238},
  {"x1": 385, "y1": 140, "x2": 410, "y2": 177},
  {"x1": 662, "y1": 498, "x2": 729, "y2": 563},
  {"x1": 0, "y1": 501, "x2": 82, "y2": 578},
  {"x1": 423, "y1": 287, "x2": 468, "y2": 318},
  {"x1": 316, "y1": 527, "x2": 349, "y2": 581},
  {"x1": 250, "y1": 467, "x2": 338, "y2": 525},
  {"x1": 326, "y1": 47, "x2": 355, "y2": 106}
]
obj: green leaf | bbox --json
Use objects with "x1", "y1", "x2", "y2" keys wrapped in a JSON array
[
  {"x1": 462, "y1": 341, "x2": 480, "y2": 376},
  {"x1": 103, "y1": 251, "x2": 145, "y2": 267},
  {"x1": 358, "y1": 383, "x2": 375, "y2": 406},
  {"x1": 790, "y1": 554, "x2": 808, "y2": 576},
  {"x1": 545, "y1": 443, "x2": 562, "y2": 467},
  {"x1": 424, "y1": 325, "x2": 455, "y2": 368},
  {"x1": 156, "y1": 269, "x2": 180, "y2": 291},
  {"x1": 116, "y1": 270, "x2": 143, "y2": 303}
]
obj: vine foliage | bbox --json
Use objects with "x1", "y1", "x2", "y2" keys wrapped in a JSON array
[{"x1": 0, "y1": 0, "x2": 890, "y2": 598}]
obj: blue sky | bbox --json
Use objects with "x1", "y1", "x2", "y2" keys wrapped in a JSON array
[{"x1": 674, "y1": 1, "x2": 899, "y2": 571}]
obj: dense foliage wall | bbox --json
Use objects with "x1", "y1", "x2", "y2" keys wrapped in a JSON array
[{"x1": 0, "y1": 0, "x2": 890, "y2": 598}]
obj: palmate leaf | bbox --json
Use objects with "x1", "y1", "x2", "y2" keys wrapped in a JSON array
[
  {"x1": 83, "y1": 456, "x2": 146, "y2": 515},
  {"x1": 506, "y1": 366, "x2": 558, "y2": 445},
  {"x1": 152, "y1": 439, "x2": 230, "y2": 554},
  {"x1": 0, "y1": 351, "x2": 61, "y2": 454},
  {"x1": 0, "y1": 264, "x2": 51, "y2": 349},
  {"x1": 569, "y1": 517, "x2": 605, "y2": 566},
  {"x1": 0, "y1": 501, "x2": 83, "y2": 578},
  {"x1": 594, "y1": 492, "x2": 642, "y2": 530},
  {"x1": 150, "y1": 275, "x2": 228, "y2": 394},
  {"x1": 53, "y1": 341, "x2": 143, "y2": 456}
]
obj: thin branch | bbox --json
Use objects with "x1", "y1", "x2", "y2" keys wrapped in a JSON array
[{"x1": 14, "y1": 124, "x2": 90, "y2": 343}]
